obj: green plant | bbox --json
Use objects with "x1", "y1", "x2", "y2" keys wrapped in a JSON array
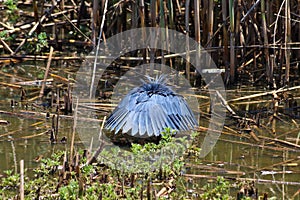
[
  {"x1": 0, "y1": 31, "x2": 8, "y2": 40},
  {"x1": 200, "y1": 177, "x2": 232, "y2": 199},
  {"x1": 24, "y1": 32, "x2": 49, "y2": 54},
  {"x1": 4, "y1": 0, "x2": 19, "y2": 23},
  {"x1": 36, "y1": 32, "x2": 49, "y2": 52},
  {"x1": 59, "y1": 179, "x2": 79, "y2": 200},
  {"x1": 0, "y1": 170, "x2": 20, "y2": 199},
  {"x1": 33, "y1": 151, "x2": 63, "y2": 176},
  {"x1": 0, "y1": 170, "x2": 20, "y2": 189}
]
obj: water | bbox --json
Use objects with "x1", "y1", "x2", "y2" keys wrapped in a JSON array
[{"x1": 1, "y1": 61, "x2": 300, "y2": 198}]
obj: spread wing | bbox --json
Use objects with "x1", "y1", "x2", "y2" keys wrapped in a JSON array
[{"x1": 105, "y1": 89, "x2": 198, "y2": 137}]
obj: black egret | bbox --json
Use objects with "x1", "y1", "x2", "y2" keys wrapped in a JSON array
[{"x1": 104, "y1": 75, "x2": 198, "y2": 137}]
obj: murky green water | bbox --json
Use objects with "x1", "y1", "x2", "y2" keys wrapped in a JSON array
[{"x1": 1, "y1": 61, "x2": 300, "y2": 199}]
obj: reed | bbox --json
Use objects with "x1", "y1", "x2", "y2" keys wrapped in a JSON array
[{"x1": 0, "y1": 0, "x2": 299, "y2": 86}]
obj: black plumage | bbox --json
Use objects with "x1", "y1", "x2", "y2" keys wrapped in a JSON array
[{"x1": 105, "y1": 75, "x2": 198, "y2": 137}]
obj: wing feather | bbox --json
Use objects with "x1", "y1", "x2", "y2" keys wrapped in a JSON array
[
  {"x1": 138, "y1": 109, "x2": 146, "y2": 136},
  {"x1": 130, "y1": 111, "x2": 139, "y2": 136},
  {"x1": 122, "y1": 111, "x2": 134, "y2": 133},
  {"x1": 105, "y1": 76, "x2": 198, "y2": 137}
]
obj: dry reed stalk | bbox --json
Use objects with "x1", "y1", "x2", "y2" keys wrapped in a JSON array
[
  {"x1": 183, "y1": 173, "x2": 300, "y2": 186},
  {"x1": 261, "y1": 0, "x2": 272, "y2": 86},
  {"x1": 194, "y1": 0, "x2": 201, "y2": 80},
  {"x1": 70, "y1": 97, "x2": 78, "y2": 163},
  {"x1": 249, "y1": 158, "x2": 297, "y2": 173},
  {"x1": 185, "y1": 0, "x2": 190, "y2": 81},
  {"x1": 0, "y1": 38, "x2": 14, "y2": 54},
  {"x1": 19, "y1": 160, "x2": 24, "y2": 200},
  {"x1": 90, "y1": 0, "x2": 108, "y2": 99},
  {"x1": 236, "y1": 0, "x2": 246, "y2": 59},
  {"x1": 60, "y1": 0, "x2": 65, "y2": 39},
  {"x1": 207, "y1": 0, "x2": 214, "y2": 48},
  {"x1": 160, "y1": 0, "x2": 166, "y2": 67},
  {"x1": 55, "y1": 112, "x2": 59, "y2": 141},
  {"x1": 260, "y1": 135, "x2": 300, "y2": 149},
  {"x1": 39, "y1": 46, "x2": 54, "y2": 99},
  {"x1": 167, "y1": 0, "x2": 174, "y2": 29},
  {"x1": 139, "y1": 0, "x2": 147, "y2": 64},
  {"x1": 221, "y1": 0, "x2": 229, "y2": 83},
  {"x1": 18, "y1": 130, "x2": 48, "y2": 140},
  {"x1": 149, "y1": 0, "x2": 157, "y2": 75},
  {"x1": 150, "y1": 0, "x2": 157, "y2": 27},
  {"x1": 284, "y1": 0, "x2": 291, "y2": 85},
  {"x1": 271, "y1": 92, "x2": 279, "y2": 134},
  {"x1": 131, "y1": 1, "x2": 138, "y2": 53},
  {"x1": 33, "y1": 0, "x2": 39, "y2": 25},
  {"x1": 194, "y1": 0, "x2": 201, "y2": 44},
  {"x1": 166, "y1": 0, "x2": 174, "y2": 70},
  {"x1": 229, "y1": 0, "x2": 235, "y2": 83},
  {"x1": 92, "y1": 0, "x2": 99, "y2": 46},
  {"x1": 0, "y1": 82, "x2": 22, "y2": 89},
  {"x1": 85, "y1": 116, "x2": 106, "y2": 165},
  {"x1": 228, "y1": 85, "x2": 300, "y2": 102}
]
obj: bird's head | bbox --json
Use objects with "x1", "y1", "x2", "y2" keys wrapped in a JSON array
[{"x1": 140, "y1": 74, "x2": 173, "y2": 95}]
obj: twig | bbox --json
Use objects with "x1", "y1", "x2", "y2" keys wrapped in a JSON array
[
  {"x1": 0, "y1": 38, "x2": 14, "y2": 54},
  {"x1": 0, "y1": 82, "x2": 22, "y2": 89},
  {"x1": 70, "y1": 97, "x2": 78, "y2": 163},
  {"x1": 216, "y1": 90, "x2": 257, "y2": 124},
  {"x1": 85, "y1": 116, "x2": 107, "y2": 166},
  {"x1": 183, "y1": 174, "x2": 300, "y2": 185},
  {"x1": 39, "y1": 46, "x2": 54, "y2": 99},
  {"x1": 258, "y1": 135, "x2": 300, "y2": 149},
  {"x1": 241, "y1": 0, "x2": 261, "y2": 22},
  {"x1": 90, "y1": 0, "x2": 108, "y2": 98},
  {"x1": 20, "y1": 160, "x2": 24, "y2": 200},
  {"x1": 228, "y1": 85, "x2": 300, "y2": 102}
]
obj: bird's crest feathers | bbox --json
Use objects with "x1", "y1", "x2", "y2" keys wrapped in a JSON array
[{"x1": 141, "y1": 74, "x2": 169, "y2": 86}]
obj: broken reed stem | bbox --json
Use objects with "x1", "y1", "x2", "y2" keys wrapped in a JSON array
[
  {"x1": 19, "y1": 160, "x2": 24, "y2": 200},
  {"x1": 39, "y1": 46, "x2": 54, "y2": 99},
  {"x1": 85, "y1": 116, "x2": 106, "y2": 166},
  {"x1": 70, "y1": 97, "x2": 78, "y2": 164}
]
